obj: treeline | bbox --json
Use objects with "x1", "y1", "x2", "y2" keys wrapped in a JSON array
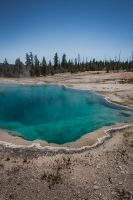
[{"x1": 0, "y1": 52, "x2": 133, "y2": 77}]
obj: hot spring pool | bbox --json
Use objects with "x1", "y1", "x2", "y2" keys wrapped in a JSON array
[{"x1": 0, "y1": 84, "x2": 132, "y2": 144}]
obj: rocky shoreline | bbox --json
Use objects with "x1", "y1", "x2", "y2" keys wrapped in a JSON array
[{"x1": 0, "y1": 124, "x2": 133, "y2": 156}]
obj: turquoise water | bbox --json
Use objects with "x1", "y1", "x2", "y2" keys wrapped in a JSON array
[{"x1": 0, "y1": 84, "x2": 133, "y2": 144}]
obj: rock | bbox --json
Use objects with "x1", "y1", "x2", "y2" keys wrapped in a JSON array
[
  {"x1": 93, "y1": 185, "x2": 100, "y2": 190},
  {"x1": 111, "y1": 191, "x2": 116, "y2": 195},
  {"x1": 118, "y1": 166, "x2": 122, "y2": 170}
]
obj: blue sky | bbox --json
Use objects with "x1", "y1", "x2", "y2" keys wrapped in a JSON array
[{"x1": 0, "y1": 0, "x2": 133, "y2": 63}]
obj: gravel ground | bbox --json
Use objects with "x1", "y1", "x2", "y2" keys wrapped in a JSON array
[{"x1": 0, "y1": 127, "x2": 133, "y2": 200}]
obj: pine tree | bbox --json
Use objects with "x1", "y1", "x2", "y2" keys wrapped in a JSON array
[
  {"x1": 42, "y1": 56, "x2": 46, "y2": 66},
  {"x1": 29, "y1": 52, "x2": 34, "y2": 66},
  {"x1": 41, "y1": 56, "x2": 47, "y2": 76},
  {"x1": 3, "y1": 58, "x2": 8, "y2": 65},
  {"x1": 34, "y1": 55, "x2": 39, "y2": 66},
  {"x1": 25, "y1": 53, "x2": 30, "y2": 66},
  {"x1": 3, "y1": 58, "x2": 8, "y2": 77},
  {"x1": 34, "y1": 55, "x2": 40, "y2": 76},
  {"x1": 61, "y1": 54, "x2": 67, "y2": 71},
  {"x1": 54, "y1": 52, "x2": 59, "y2": 71}
]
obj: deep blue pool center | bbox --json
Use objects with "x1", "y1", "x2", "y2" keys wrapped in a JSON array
[{"x1": 0, "y1": 84, "x2": 132, "y2": 144}]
